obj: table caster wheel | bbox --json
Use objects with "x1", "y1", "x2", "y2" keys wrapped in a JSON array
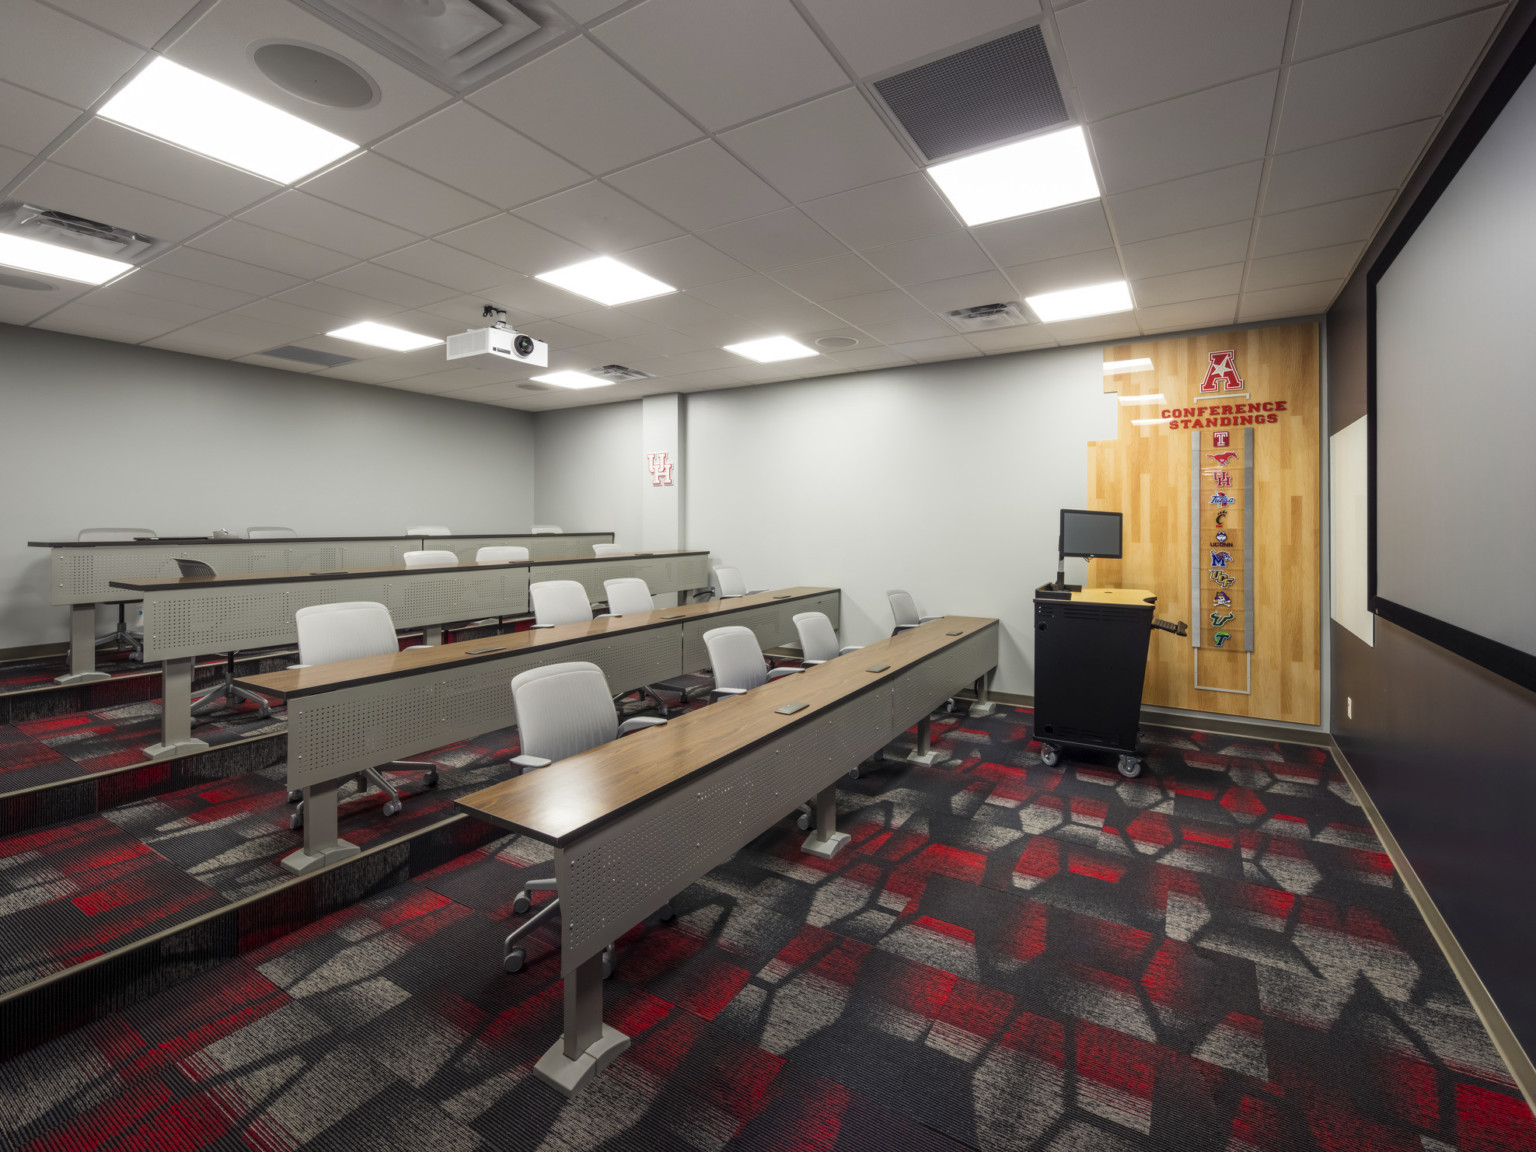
[
  {"x1": 658, "y1": 903, "x2": 676, "y2": 922},
  {"x1": 504, "y1": 948, "x2": 525, "y2": 973},
  {"x1": 383, "y1": 799, "x2": 402, "y2": 816},
  {"x1": 287, "y1": 789, "x2": 302, "y2": 803},
  {"x1": 1040, "y1": 744, "x2": 1059, "y2": 767},
  {"x1": 425, "y1": 770, "x2": 439, "y2": 788},
  {"x1": 846, "y1": 766, "x2": 860, "y2": 780},
  {"x1": 512, "y1": 892, "x2": 531, "y2": 915},
  {"x1": 1117, "y1": 756, "x2": 1143, "y2": 779},
  {"x1": 796, "y1": 813, "x2": 811, "y2": 832}
]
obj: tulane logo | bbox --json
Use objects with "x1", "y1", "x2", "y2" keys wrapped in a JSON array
[
  {"x1": 1213, "y1": 630, "x2": 1233, "y2": 647},
  {"x1": 1209, "y1": 491, "x2": 1236, "y2": 507}
]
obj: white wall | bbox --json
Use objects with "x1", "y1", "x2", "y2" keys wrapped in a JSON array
[
  {"x1": 0, "y1": 323, "x2": 535, "y2": 650},
  {"x1": 533, "y1": 400, "x2": 643, "y2": 547}
]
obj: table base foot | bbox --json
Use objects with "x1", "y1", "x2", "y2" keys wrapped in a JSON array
[
  {"x1": 534, "y1": 1025, "x2": 631, "y2": 1096},
  {"x1": 54, "y1": 671, "x2": 111, "y2": 685},
  {"x1": 968, "y1": 701, "x2": 997, "y2": 718},
  {"x1": 142, "y1": 738, "x2": 210, "y2": 761},
  {"x1": 906, "y1": 749, "x2": 943, "y2": 766},
  {"x1": 280, "y1": 840, "x2": 360, "y2": 875},
  {"x1": 801, "y1": 828, "x2": 851, "y2": 859}
]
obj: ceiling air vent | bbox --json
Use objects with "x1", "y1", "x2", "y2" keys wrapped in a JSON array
[
  {"x1": 295, "y1": 0, "x2": 572, "y2": 90},
  {"x1": 0, "y1": 201, "x2": 155, "y2": 261},
  {"x1": 517, "y1": 382, "x2": 549, "y2": 391},
  {"x1": 260, "y1": 345, "x2": 357, "y2": 367},
  {"x1": 590, "y1": 364, "x2": 650, "y2": 382},
  {"x1": 872, "y1": 25, "x2": 1067, "y2": 162},
  {"x1": 943, "y1": 301, "x2": 1028, "y2": 333}
]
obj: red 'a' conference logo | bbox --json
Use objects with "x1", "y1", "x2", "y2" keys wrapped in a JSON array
[{"x1": 1199, "y1": 349, "x2": 1245, "y2": 393}]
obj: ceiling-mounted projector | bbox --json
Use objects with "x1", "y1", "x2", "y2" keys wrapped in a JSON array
[{"x1": 446, "y1": 305, "x2": 548, "y2": 366}]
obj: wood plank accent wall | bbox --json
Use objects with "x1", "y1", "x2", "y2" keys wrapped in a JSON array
[{"x1": 1088, "y1": 323, "x2": 1321, "y2": 725}]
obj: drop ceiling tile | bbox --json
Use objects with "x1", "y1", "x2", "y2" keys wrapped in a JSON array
[
  {"x1": 36, "y1": 301, "x2": 186, "y2": 343},
  {"x1": 271, "y1": 282, "x2": 400, "y2": 324},
  {"x1": 146, "y1": 247, "x2": 303, "y2": 296},
  {"x1": 322, "y1": 264, "x2": 458, "y2": 309},
  {"x1": 1276, "y1": 10, "x2": 1502, "y2": 151},
  {"x1": 0, "y1": 144, "x2": 28, "y2": 185},
  {"x1": 1045, "y1": 312, "x2": 1141, "y2": 345},
  {"x1": 468, "y1": 37, "x2": 702, "y2": 174},
  {"x1": 146, "y1": 318, "x2": 302, "y2": 358},
  {"x1": 801, "y1": 173, "x2": 962, "y2": 250},
  {"x1": 48, "y1": 0, "x2": 200, "y2": 48},
  {"x1": 73, "y1": 283, "x2": 216, "y2": 325},
  {"x1": 619, "y1": 234, "x2": 755, "y2": 288},
  {"x1": 1119, "y1": 221, "x2": 1253, "y2": 279},
  {"x1": 480, "y1": 276, "x2": 596, "y2": 318},
  {"x1": 886, "y1": 335, "x2": 982, "y2": 362},
  {"x1": 964, "y1": 325, "x2": 1057, "y2": 352},
  {"x1": 520, "y1": 318, "x2": 604, "y2": 349},
  {"x1": 1252, "y1": 191, "x2": 1394, "y2": 257},
  {"x1": 0, "y1": 280, "x2": 91, "y2": 326},
  {"x1": 1131, "y1": 263, "x2": 1244, "y2": 308},
  {"x1": 1057, "y1": 0, "x2": 1289, "y2": 121},
  {"x1": 798, "y1": 0, "x2": 1036, "y2": 78},
  {"x1": 302, "y1": 153, "x2": 494, "y2": 236},
  {"x1": 514, "y1": 181, "x2": 683, "y2": 253},
  {"x1": 904, "y1": 270, "x2": 1017, "y2": 313},
  {"x1": 812, "y1": 346, "x2": 915, "y2": 373},
  {"x1": 857, "y1": 315, "x2": 954, "y2": 344},
  {"x1": 1292, "y1": 0, "x2": 1498, "y2": 60},
  {"x1": 562, "y1": 338, "x2": 657, "y2": 366},
  {"x1": 1004, "y1": 247, "x2": 1125, "y2": 297},
  {"x1": 972, "y1": 200, "x2": 1113, "y2": 266},
  {"x1": 381, "y1": 367, "x2": 500, "y2": 394},
  {"x1": 315, "y1": 346, "x2": 445, "y2": 382},
  {"x1": 594, "y1": 0, "x2": 847, "y2": 131},
  {"x1": 606, "y1": 141, "x2": 790, "y2": 232},
  {"x1": 769, "y1": 253, "x2": 892, "y2": 301},
  {"x1": 233, "y1": 297, "x2": 348, "y2": 335},
  {"x1": 0, "y1": 0, "x2": 142, "y2": 108},
  {"x1": 821, "y1": 288, "x2": 930, "y2": 326},
  {"x1": 720, "y1": 89, "x2": 917, "y2": 204},
  {"x1": 1264, "y1": 120, "x2": 1438, "y2": 214},
  {"x1": 0, "y1": 79, "x2": 80, "y2": 154},
  {"x1": 860, "y1": 230, "x2": 994, "y2": 285},
  {"x1": 558, "y1": 309, "x2": 656, "y2": 340},
  {"x1": 237, "y1": 351, "x2": 330, "y2": 374},
  {"x1": 14, "y1": 163, "x2": 220, "y2": 244},
  {"x1": 438, "y1": 214, "x2": 593, "y2": 277},
  {"x1": 1245, "y1": 242, "x2": 1365, "y2": 291},
  {"x1": 665, "y1": 368, "x2": 751, "y2": 389},
  {"x1": 368, "y1": 309, "x2": 461, "y2": 340},
  {"x1": 637, "y1": 349, "x2": 743, "y2": 376},
  {"x1": 373, "y1": 103, "x2": 588, "y2": 210},
  {"x1": 239, "y1": 191, "x2": 418, "y2": 260},
  {"x1": 105, "y1": 268, "x2": 254, "y2": 313},
  {"x1": 1136, "y1": 294, "x2": 1238, "y2": 333},
  {"x1": 1107, "y1": 162, "x2": 1262, "y2": 245},
  {"x1": 700, "y1": 208, "x2": 848, "y2": 270},
  {"x1": 1091, "y1": 72, "x2": 1278, "y2": 195},
  {"x1": 623, "y1": 292, "x2": 766, "y2": 343},
  {"x1": 1237, "y1": 279, "x2": 1342, "y2": 320},
  {"x1": 189, "y1": 219, "x2": 356, "y2": 278},
  {"x1": 690, "y1": 276, "x2": 843, "y2": 333},
  {"x1": 373, "y1": 241, "x2": 518, "y2": 293},
  {"x1": 621, "y1": 325, "x2": 715, "y2": 357}
]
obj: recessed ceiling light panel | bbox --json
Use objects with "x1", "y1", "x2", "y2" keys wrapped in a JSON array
[
  {"x1": 327, "y1": 321, "x2": 442, "y2": 351},
  {"x1": 724, "y1": 336, "x2": 819, "y2": 363},
  {"x1": 100, "y1": 57, "x2": 357, "y2": 183},
  {"x1": 530, "y1": 370, "x2": 612, "y2": 389},
  {"x1": 1025, "y1": 280, "x2": 1133, "y2": 323},
  {"x1": 927, "y1": 125, "x2": 1099, "y2": 227},
  {"x1": 0, "y1": 234, "x2": 133, "y2": 285},
  {"x1": 535, "y1": 257, "x2": 676, "y2": 306}
]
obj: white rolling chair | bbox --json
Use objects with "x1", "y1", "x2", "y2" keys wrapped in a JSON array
[
  {"x1": 502, "y1": 661, "x2": 668, "y2": 975},
  {"x1": 175, "y1": 559, "x2": 272, "y2": 721},
  {"x1": 713, "y1": 566, "x2": 766, "y2": 600},
  {"x1": 476, "y1": 545, "x2": 529, "y2": 563},
  {"x1": 403, "y1": 549, "x2": 458, "y2": 567},
  {"x1": 888, "y1": 589, "x2": 942, "y2": 634},
  {"x1": 80, "y1": 528, "x2": 155, "y2": 655},
  {"x1": 603, "y1": 577, "x2": 673, "y2": 713},
  {"x1": 530, "y1": 524, "x2": 562, "y2": 534},
  {"x1": 408, "y1": 525, "x2": 451, "y2": 536},
  {"x1": 592, "y1": 543, "x2": 624, "y2": 556},
  {"x1": 530, "y1": 579, "x2": 600, "y2": 627},
  {"x1": 247, "y1": 526, "x2": 297, "y2": 539},
  {"x1": 793, "y1": 612, "x2": 862, "y2": 666},
  {"x1": 286, "y1": 601, "x2": 440, "y2": 829}
]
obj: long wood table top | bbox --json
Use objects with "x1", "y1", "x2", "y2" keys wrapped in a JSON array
[
  {"x1": 455, "y1": 615, "x2": 997, "y2": 847},
  {"x1": 31, "y1": 531, "x2": 613, "y2": 549},
  {"x1": 235, "y1": 587, "x2": 838, "y2": 700},
  {"x1": 107, "y1": 549, "x2": 709, "y2": 592}
]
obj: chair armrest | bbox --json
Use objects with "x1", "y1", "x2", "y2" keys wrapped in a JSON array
[
  {"x1": 802, "y1": 658, "x2": 827, "y2": 666},
  {"x1": 710, "y1": 686, "x2": 748, "y2": 699},
  {"x1": 893, "y1": 623, "x2": 920, "y2": 633},
  {"x1": 838, "y1": 645, "x2": 863, "y2": 655},
  {"x1": 618, "y1": 716, "x2": 668, "y2": 735},
  {"x1": 594, "y1": 612, "x2": 614, "y2": 619},
  {"x1": 511, "y1": 754, "x2": 552, "y2": 773},
  {"x1": 919, "y1": 615, "x2": 942, "y2": 623},
  {"x1": 531, "y1": 623, "x2": 556, "y2": 629},
  {"x1": 766, "y1": 666, "x2": 803, "y2": 680},
  {"x1": 403, "y1": 644, "x2": 432, "y2": 650}
]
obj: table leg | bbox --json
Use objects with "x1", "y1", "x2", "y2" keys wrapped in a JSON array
[
  {"x1": 906, "y1": 715, "x2": 943, "y2": 766},
  {"x1": 55, "y1": 604, "x2": 110, "y2": 684},
  {"x1": 534, "y1": 951, "x2": 631, "y2": 1096},
  {"x1": 422, "y1": 624, "x2": 443, "y2": 645},
  {"x1": 281, "y1": 779, "x2": 361, "y2": 875},
  {"x1": 968, "y1": 670, "x2": 997, "y2": 717},
  {"x1": 143, "y1": 657, "x2": 210, "y2": 760},
  {"x1": 801, "y1": 782, "x2": 851, "y2": 859}
]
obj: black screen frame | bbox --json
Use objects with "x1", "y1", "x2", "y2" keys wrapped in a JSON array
[
  {"x1": 1365, "y1": 16, "x2": 1536, "y2": 694},
  {"x1": 1060, "y1": 508, "x2": 1123, "y2": 560}
]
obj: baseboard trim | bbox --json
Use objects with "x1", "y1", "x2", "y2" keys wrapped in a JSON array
[{"x1": 1330, "y1": 738, "x2": 1536, "y2": 1117}]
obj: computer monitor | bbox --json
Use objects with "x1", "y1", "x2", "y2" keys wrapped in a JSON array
[{"x1": 1054, "y1": 509, "x2": 1122, "y2": 590}]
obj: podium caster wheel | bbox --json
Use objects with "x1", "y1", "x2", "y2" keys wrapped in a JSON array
[
  {"x1": 602, "y1": 947, "x2": 615, "y2": 980},
  {"x1": 512, "y1": 893, "x2": 531, "y2": 915},
  {"x1": 1040, "y1": 744, "x2": 1059, "y2": 768},
  {"x1": 382, "y1": 799, "x2": 402, "y2": 817},
  {"x1": 287, "y1": 789, "x2": 302, "y2": 803},
  {"x1": 504, "y1": 948, "x2": 525, "y2": 974},
  {"x1": 1117, "y1": 756, "x2": 1143, "y2": 779}
]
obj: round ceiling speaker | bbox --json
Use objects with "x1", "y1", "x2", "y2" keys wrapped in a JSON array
[
  {"x1": 252, "y1": 42, "x2": 378, "y2": 109},
  {"x1": 0, "y1": 272, "x2": 57, "y2": 291},
  {"x1": 815, "y1": 335, "x2": 858, "y2": 349}
]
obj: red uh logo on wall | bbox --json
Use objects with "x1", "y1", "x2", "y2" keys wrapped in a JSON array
[
  {"x1": 1199, "y1": 349, "x2": 1245, "y2": 393},
  {"x1": 646, "y1": 451, "x2": 675, "y2": 486}
]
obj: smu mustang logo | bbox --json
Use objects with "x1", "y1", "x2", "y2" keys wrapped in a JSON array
[
  {"x1": 1210, "y1": 550, "x2": 1233, "y2": 568},
  {"x1": 1199, "y1": 349, "x2": 1245, "y2": 393},
  {"x1": 1209, "y1": 491, "x2": 1236, "y2": 507},
  {"x1": 1206, "y1": 451, "x2": 1240, "y2": 466}
]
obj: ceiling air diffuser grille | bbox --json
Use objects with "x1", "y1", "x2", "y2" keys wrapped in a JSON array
[
  {"x1": 943, "y1": 301, "x2": 1028, "y2": 332},
  {"x1": 260, "y1": 345, "x2": 358, "y2": 367},
  {"x1": 873, "y1": 25, "x2": 1068, "y2": 162}
]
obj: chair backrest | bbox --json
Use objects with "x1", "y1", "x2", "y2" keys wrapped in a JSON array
[
  {"x1": 510, "y1": 661, "x2": 618, "y2": 763},
  {"x1": 403, "y1": 549, "x2": 458, "y2": 567},
  {"x1": 793, "y1": 611, "x2": 841, "y2": 662},
  {"x1": 246, "y1": 526, "x2": 296, "y2": 539},
  {"x1": 476, "y1": 545, "x2": 529, "y2": 563},
  {"x1": 175, "y1": 558, "x2": 216, "y2": 579},
  {"x1": 603, "y1": 577, "x2": 654, "y2": 615},
  {"x1": 295, "y1": 601, "x2": 400, "y2": 665},
  {"x1": 530, "y1": 524, "x2": 562, "y2": 534},
  {"x1": 592, "y1": 543, "x2": 623, "y2": 556},
  {"x1": 78, "y1": 528, "x2": 156, "y2": 542},
  {"x1": 530, "y1": 579, "x2": 593, "y2": 627},
  {"x1": 887, "y1": 589, "x2": 921, "y2": 629},
  {"x1": 408, "y1": 525, "x2": 451, "y2": 536},
  {"x1": 714, "y1": 566, "x2": 748, "y2": 598},
  {"x1": 703, "y1": 625, "x2": 768, "y2": 692}
]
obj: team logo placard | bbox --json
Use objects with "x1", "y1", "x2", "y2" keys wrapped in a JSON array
[
  {"x1": 1213, "y1": 590, "x2": 1231, "y2": 608},
  {"x1": 1212, "y1": 531, "x2": 1229, "y2": 545},
  {"x1": 1210, "y1": 611, "x2": 1234, "y2": 628},
  {"x1": 1213, "y1": 630, "x2": 1232, "y2": 647},
  {"x1": 1194, "y1": 421, "x2": 1252, "y2": 652},
  {"x1": 1212, "y1": 430, "x2": 1231, "y2": 448},
  {"x1": 1209, "y1": 492, "x2": 1236, "y2": 507},
  {"x1": 1209, "y1": 569, "x2": 1236, "y2": 589},
  {"x1": 1210, "y1": 550, "x2": 1232, "y2": 568},
  {"x1": 1215, "y1": 509, "x2": 1228, "y2": 526},
  {"x1": 1206, "y1": 451, "x2": 1239, "y2": 466},
  {"x1": 1199, "y1": 349, "x2": 1244, "y2": 393}
]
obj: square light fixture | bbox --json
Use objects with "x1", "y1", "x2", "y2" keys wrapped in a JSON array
[
  {"x1": 99, "y1": 57, "x2": 356, "y2": 184},
  {"x1": 0, "y1": 233, "x2": 133, "y2": 285},
  {"x1": 534, "y1": 256, "x2": 675, "y2": 306},
  {"x1": 1103, "y1": 357, "x2": 1154, "y2": 374},
  {"x1": 1026, "y1": 280, "x2": 1133, "y2": 323},
  {"x1": 927, "y1": 125, "x2": 1099, "y2": 227},
  {"x1": 724, "y1": 335, "x2": 818, "y2": 363},
  {"x1": 531, "y1": 370, "x2": 612, "y2": 389},
  {"x1": 327, "y1": 321, "x2": 442, "y2": 351},
  {"x1": 1117, "y1": 392, "x2": 1166, "y2": 406}
]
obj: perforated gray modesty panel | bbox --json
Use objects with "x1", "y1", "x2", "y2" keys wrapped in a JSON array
[
  {"x1": 440, "y1": 534, "x2": 611, "y2": 562},
  {"x1": 890, "y1": 629, "x2": 994, "y2": 728}
]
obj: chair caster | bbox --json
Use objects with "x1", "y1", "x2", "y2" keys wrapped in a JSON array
[
  {"x1": 846, "y1": 766, "x2": 860, "y2": 780},
  {"x1": 287, "y1": 789, "x2": 302, "y2": 803},
  {"x1": 382, "y1": 799, "x2": 402, "y2": 817},
  {"x1": 796, "y1": 812, "x2": 811, "y2": 832},
  {"x1": 658, "y1": 903, "x2": 675, "y2": 922},
  {"x1": 504, "y1": 947, "x2": 525, "y2": 973},
  {"x1": 425, "y1": 769, "x2": 439, "y2": 788},
  {"x1": 289, "y1": 808, "x2": 304, "y2": 831},
  {"x1": 1117, "y1": 755, "x2": 1143, "y2": 779},
  {"x1": 512, "y1": 892, "x2": 531, "y2": 915},
  {"x1": 1039, "y1": 743, "x2": 1060, "y2": 768}
]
